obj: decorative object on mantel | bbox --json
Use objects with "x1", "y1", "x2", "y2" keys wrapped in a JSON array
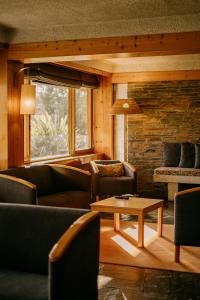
[{"x1": 110, "y1": 83, "x2": 143, "y2": 115}]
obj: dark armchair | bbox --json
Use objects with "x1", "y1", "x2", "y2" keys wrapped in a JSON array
[
  {"x1": 89, "y1": 160, "x2": 137, "y2": 201},
  {"x1": 0, "y1": 164, "x2": 92, "y2": 208},
  {"x1": 0, "y1": 203, "x2": 100, "y2": 300},
  {"x1": 174, "y1": 187, "x2": 200, "y2": 262}
]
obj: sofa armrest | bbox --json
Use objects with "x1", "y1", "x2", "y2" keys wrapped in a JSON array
[
  {"x1": 49, "y1": 211, "x2": 100, "y2": 300},
  {"x1": 0, "y1": 174, "x2": 37, "y2": 204},
  {"x1": 49, "y1": 164, "x2": 91, "y2": 192}
]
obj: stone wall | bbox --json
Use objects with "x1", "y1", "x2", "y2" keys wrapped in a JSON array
[{"x1": 127, "y1": 80, "x2": 200, "y2": 199}]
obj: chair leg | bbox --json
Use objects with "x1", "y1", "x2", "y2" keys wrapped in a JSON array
[{"x1": 175, "y1": 245, "x2": 180, "y2": 263}]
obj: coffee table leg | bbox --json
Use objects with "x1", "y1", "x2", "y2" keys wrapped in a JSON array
[
  {"x1": 157, "y1": 205, "x2": 163, "y2": 237},
  {"x1": 138, "y1": 212, "x2": 144, "y2": 247},
  {"x1": 114, "y1": 213, "x2": 120, "y2": 231}
]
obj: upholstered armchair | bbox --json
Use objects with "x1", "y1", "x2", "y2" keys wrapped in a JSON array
[
  {"x1": 0, "y1": 203, "x2": 100, "y2": 300},
  {"x1": 174, "y1": 187, "x2": 200, "y2": 262},
  {"x1": 89, "y1": 160, "x2": 137, "y2": 201}
]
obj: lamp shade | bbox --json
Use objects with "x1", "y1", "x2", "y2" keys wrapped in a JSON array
[
  {"x1": 110, "y1": 99, "x2": 143, "y2": 115},
  {"x1": 20, "y1": 84, "x2": 36, "y2": 114}
]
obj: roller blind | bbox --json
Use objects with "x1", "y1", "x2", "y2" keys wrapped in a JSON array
[{"x1": 25, "y1": 63, "x2": 99, "y2": 88}]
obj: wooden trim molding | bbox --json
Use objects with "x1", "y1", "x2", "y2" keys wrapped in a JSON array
[
  {"x1": 49, "y1": 211, "x2": 99, "y2": 262},
  {"x1": 0, "y1": 174, "x2": 36, "y2": 189},
  {"x1": 112, "y1": 70, "x2": 200, "y2": 83},
  {"x1": 8, "y1": 32, "x2": 200, "y2": 62}
]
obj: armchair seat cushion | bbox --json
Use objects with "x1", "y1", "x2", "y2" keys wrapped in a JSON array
[
  {"x1": 98, "y1": 176, "x2": 134, "y2": 195},
  {"x1": 0, "y1": 269, "x2": 47, "y2": 300},
  {"x1": 38, "y1": 190, "x2": 90, "y2": 209}
]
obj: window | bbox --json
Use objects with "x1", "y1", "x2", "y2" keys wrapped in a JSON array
[{"x1": 24, "y1": 83, "x2": 93, "y2": 162}]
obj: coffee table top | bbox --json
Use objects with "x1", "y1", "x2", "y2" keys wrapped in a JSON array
[{"x1": 90, "y1": 196, "x2": 163, "y2": 214}]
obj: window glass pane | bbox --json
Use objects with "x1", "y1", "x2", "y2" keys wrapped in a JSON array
[
  {"x1": 75, "y1": 88, "x2": 91, "y2": 150},
  {"x1": 30, "y1": 83, "x2": 68, "y2": 160}
]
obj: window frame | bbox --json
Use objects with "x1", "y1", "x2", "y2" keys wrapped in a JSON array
[{"x1": 24, "y1": 85, "x2": 93, "y2": 163}]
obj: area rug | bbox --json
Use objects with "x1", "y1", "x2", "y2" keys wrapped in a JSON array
[{"x1": 100, "y1": 219, "x2": 200, "y2": 273}]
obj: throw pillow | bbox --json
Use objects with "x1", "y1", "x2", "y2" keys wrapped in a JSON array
[
  {"x1": 179, "y1": 142, "x2": 195, "y2": 168},
  {"x1": 163, "y1": 142, "x2": 181, "y2": 167},
  {"x1": 194, "y1": 144, "x2": 200, "y2": 169},
  {"x1": 96, "y1": 163, "x2": 124, "y2": 177}
]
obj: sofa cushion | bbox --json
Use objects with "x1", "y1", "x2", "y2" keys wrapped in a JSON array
[
  {"x1": 179, "y1": 142, "x2": 195, "y2": 168},
  {"x1": 154, "y1": 167, "x2": 200, "y2": 176},
  {"x1": 38, "y1": 191, "x2": 91, "y2": 209},
  {"x1": 194, "y1": 144, "x2": 200, "y2": 169},
  {"x1": 163, "y1": 142, "x2": 181, "y2": 167},
  {"x1": 0, "y1": 269, "x2": 47, "y2": 300},
  {"x1": 95, "y1": 163, "x2": 124, "y2": 177}
]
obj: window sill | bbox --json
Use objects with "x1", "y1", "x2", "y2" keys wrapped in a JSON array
[{"x1": 25, "y1": 153, "x2": 105, "y2": 166}]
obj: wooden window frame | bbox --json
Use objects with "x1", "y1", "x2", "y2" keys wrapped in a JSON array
[{"x1": 24, "y1": 85, "x2": 93, "y2": 163}]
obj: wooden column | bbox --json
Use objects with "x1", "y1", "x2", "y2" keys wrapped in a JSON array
[
  {"x1": 0, "y1": 49, "x2": 8, "y2": 169},
  {"x1": 93, "y1": 76, "x2": 114, "y2": 159},
  {"x1": 7, "y1": 61, "x2": 24, "y2": 167}
]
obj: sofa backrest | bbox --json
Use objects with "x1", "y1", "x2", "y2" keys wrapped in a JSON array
[
  {"x1": 0, "y1": 165, "x2": 55, "y2": 196},
  {"x1": 0, "y1": 203, "x2": 88, "y2": 274}
]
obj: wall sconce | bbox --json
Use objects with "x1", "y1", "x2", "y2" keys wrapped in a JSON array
[
  {"x1": 16, "y1": 67, "x2": 36, "y2": 115},
  {"x1": 110, "y1": 83, "x2": 143, "y2": 115},
  {"x1": 20, "y1": 83, "x2": 36, "y2": 115}
]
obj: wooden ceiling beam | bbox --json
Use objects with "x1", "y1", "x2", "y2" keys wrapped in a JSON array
[
  {"x1": 112, "y1": 70, "x2": 200, "y2": 83},
  {"x1": 8, "y1": 32, "x2": 200, "y2": 63},
  {"x1": 54, "y1": 61, "x2": 111, "y2": 77}
]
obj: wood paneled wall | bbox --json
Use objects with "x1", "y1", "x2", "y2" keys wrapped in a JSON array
[
  {"x1": 7, "y1": 61, "x2": 24, "y2": 167},
  {"x1": 0, "y1": 50, "x2": 8, "y2": 169},
  {"x1": 93, "y1": 76, "x2": 114, "y2": 159}
]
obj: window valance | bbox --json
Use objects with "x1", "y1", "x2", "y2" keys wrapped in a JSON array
[{"x1": 25, "y1": 63, "x2": 99, "y2": 88}]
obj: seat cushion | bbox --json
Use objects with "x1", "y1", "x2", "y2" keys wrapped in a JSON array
[
  {"x1": 163, "y1": 142, "x2": 181, "y2": 167},
  {"x1": 98, "y1": 176, "x2": 135, "y2": 196},
  {"x1": 0, "y1": 269, "x2": 47, "y2": 300},
  {"x1": 179, "y1": 142, "x2": 195, "y2": 168},
  {"x1": 154, "y1": 167, "x2": 200, "y2": 176},
  {"x1": 38, "y1": 191, "x2": 91, "y2": 209}
]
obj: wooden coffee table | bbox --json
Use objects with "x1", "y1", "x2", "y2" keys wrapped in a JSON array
[{"x1": 90, "y1": 196, "x2": 164, "y2": 248}]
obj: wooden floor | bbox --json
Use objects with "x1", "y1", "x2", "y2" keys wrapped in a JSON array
[{"x1": 98, "y1": 202, "x2": 200, "y2": 300}]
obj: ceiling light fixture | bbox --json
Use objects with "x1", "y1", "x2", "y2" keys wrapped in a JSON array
[{"x1": 110, "y1": 83, "x2": 143, "y2": 115}]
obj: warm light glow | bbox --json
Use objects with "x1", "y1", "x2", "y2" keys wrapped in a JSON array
[
  {"x1": 112, "y1": 234, "x2": 141, "y2": 256},
  {"x1": 20, "y1": 84, "x2": 36, "y2": 114},
  {"x1": 124, "y1": 225, "x2": 158, "y2": 247},
  {"x1": 98, "y1": 275, "x2": 113, "y2": 289}
]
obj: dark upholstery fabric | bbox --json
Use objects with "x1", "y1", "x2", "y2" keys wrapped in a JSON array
[
  {"x1": 90, "y1": 160, "x2": 137, "y2": 197},
  {"x1": 163, "y1": 143, "x2": 181, "y2": 167},
  {"x1": 194, "y1": 144, "x2": 200, "y2": 169},
  {"x1": 0, "y1": 269, "x2": 47, "y2": 300},
  {"x1": 50, "y1": 165, "x2": 91, "y2": 192},
  {"x1": 0, "y1": 176, "x2": 36, "y2": 204},
  {"x1": 0, "y1": 165, "x2": 55, "y2": 196},
  {"x1": 175, "y1": 188, "x2": 200, "y2": 247},
  {"x1": 98, "y1": 176, "x2": 135, "y2": 196},
  {"x1": 179, "y1": 142, "x2": 195, "y2": 168},
  {"x1": 0, "y1": 165, "x2": 91, "y2": 208},
  {"x1": 38, "y1": 191, "x2": 90, "y2": 209},
  {"x1": 49, "y1": 216, "x2": 100, "y2": 300},
  {"x1": 0, "y1": 204, "x2": 87, "y2": 274}
]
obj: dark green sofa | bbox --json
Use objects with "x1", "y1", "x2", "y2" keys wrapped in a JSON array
[
  {"x1": 0, "y1": 203, "x2": 100, "y2": 300},
  {"x1": 0, "y1": 164, "x2": 92, "y2": 208}
]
